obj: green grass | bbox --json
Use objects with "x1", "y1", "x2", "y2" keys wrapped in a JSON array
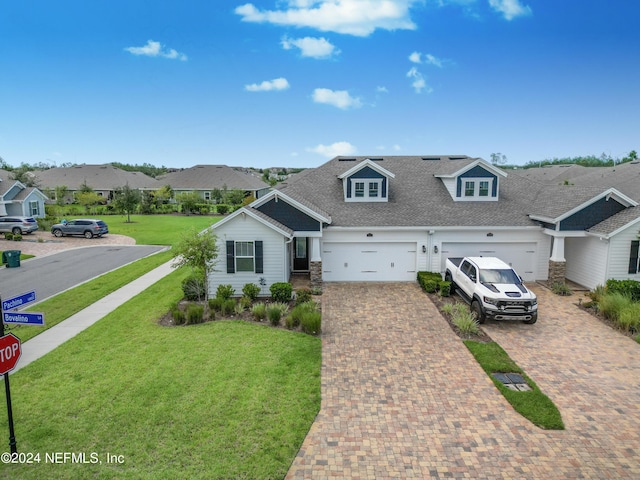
[
  {"x1": 4, "y1": 251, "x2": 173, "y2": 343},
  {"x1": 107, "y1": 214, "x2": 220, "y2": 245},
  {"x1": 464, "y1": 340, "x2": 564, "y2": 430},
  {"x1": 0, "y1": 268, "x2": 321, "y2": 480}
]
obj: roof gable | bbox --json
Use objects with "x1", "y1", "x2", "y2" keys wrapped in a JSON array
[{"x1": 337, "y1": 158, "x2": 395, "y2": 180}]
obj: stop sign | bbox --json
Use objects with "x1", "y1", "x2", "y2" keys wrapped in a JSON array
[{"x1": 0, "y1": 334, "x2": 21, "y2": 375}]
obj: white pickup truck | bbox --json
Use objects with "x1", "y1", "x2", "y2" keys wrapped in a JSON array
[{"x1": 444, "y1": 256, "x2": 538, "y2": 324}]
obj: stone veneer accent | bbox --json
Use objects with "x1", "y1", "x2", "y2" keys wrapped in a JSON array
[
  {"x1": 548, "y1": 260, "x2": 566, "y2": 285},
  {"x1": 310, "y1": 261, "x2": 323, "y2": 291}
]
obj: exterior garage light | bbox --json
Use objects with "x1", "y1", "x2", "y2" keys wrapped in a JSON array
[
  {"x1": 422, "y1": 245, "x2": 427, "y2": 253},
  {"x1": 434, "y1": 245, "x2": 439, "y2": 254},
  {"x1": 366, "y1": 233, "x2": 373, "y2": 237}
]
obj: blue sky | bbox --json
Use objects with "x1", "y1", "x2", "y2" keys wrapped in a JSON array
[{"x1": 1, "y1": 1, "x2": 638, "y2": 169}]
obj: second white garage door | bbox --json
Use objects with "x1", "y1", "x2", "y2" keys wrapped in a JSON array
[
  {"x1": 322, "y1": 242, "x2": 417, "y2": 282},
  {"x1": 440, "y1": 242, "x2": 537, "y2": 281}
]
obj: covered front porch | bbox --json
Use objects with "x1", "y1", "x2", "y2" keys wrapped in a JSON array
[{"x1": 288, "y1": 235, "x2": 322, "y2": 290}]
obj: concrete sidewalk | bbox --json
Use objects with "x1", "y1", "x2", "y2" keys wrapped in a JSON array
[{"x1": 9, "y1": 260, "x2": 176, "y2": 374}]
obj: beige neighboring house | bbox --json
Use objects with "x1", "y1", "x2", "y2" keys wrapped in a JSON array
[
  {"x1": 0, "y1": 169, "x2": 48, "y2": 218},
  {"x1": 157, "y1": 165, "x2": 271, "y2": 201},
  {"x1": 31, "y1": 164, "x2": 160, "y2": 203}
]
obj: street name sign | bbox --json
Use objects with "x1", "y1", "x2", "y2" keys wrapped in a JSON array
[
  {"x1": 2, "y1": 312, "x2": 45, "y2": 326},
  {"x1": 2, "y1": 291, "x2": 36, "y2": 311}
]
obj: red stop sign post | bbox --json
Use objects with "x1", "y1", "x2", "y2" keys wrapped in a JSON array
[{"x1": 1, "y1": 332, "x2": 21, "y2": 454}]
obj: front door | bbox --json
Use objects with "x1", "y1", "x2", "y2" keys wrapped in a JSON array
[{"x1": 293, "y1": 237, "x2": 309, "y2": 271}]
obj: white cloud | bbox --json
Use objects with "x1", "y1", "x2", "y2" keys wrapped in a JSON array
[
  {"x1": 393, "y1": 144, "x2": 402, "y2": 151},
  {"x1": 312, "y1": 88, "x2": 362, "y2": 109},
  {"x1": 488, "y1": 0, "x2": 532, "y2": 20},
  {"x1": 307, "y1": 141, "x2": 357, "y2": 158},
  {"x1": 124, "y1": 40, "x2": 187, "y2": 61},
  {"x1": 281, "y1": 36, "x2": 340, "y2": 58},
  {"x1": 245, "y1": 77, "x2": 290, "y2": 92},
  {"x1": 406, "y1": 67, "x2": 432, "y2": 94},
  {"x1": 235, "y1": 1, "x2": 419, "y2": 37},
  {"x1": 409, "y1": 51, "x2": 443, "y2": 67},
  {"x1": 376, "y1": 86, "x2": 389, "y2": 93}
]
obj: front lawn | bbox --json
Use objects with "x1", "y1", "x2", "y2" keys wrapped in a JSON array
[{"x1": 1, "y1": 267, "x2": 321, "y2": 479}]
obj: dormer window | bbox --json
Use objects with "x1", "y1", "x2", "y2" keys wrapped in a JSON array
[
  {"x1": 463, "y1": 178, "x2": 493, "y2": 199},
  {"x1": 338, "y1": 159, "x2": 395, "y2": 203}
]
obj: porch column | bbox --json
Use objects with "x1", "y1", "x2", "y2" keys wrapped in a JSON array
[
  {"x1": 309, "y1": 237, "x2": 323, "y2": 291},
  {"x1": 549, "y1": 235, "x2": 567, "y2": 285}
]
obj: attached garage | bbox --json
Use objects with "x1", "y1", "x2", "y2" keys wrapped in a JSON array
[
  {"x1": 440, "y1": 242, "x2": 537, "y2": 281},
  {"x1": 322, "y1": 242, "x2": 417, "y2": 282}
]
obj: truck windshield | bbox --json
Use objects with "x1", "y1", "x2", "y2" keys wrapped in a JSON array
[{"x1": 479, "y1": 269, "x2": 521, "y2": 284}]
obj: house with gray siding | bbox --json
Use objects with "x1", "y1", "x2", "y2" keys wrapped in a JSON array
[
  {"x1": 0, "y1": 169, "x2": 48, "y2": 218},
  {"x1": 207, "y1": 156, "x2": 640, "y2": 294}
]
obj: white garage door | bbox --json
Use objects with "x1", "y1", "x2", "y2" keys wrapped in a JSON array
[
  {"x1": 322, "y1": 242, "x2": 417, "y2": 282},
  {"x1": 440, "y1": 242, "x2": 537, "y2": 281}
]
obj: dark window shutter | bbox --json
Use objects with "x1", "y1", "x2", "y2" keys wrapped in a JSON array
[
  {"x1": 255, "y1": 241, "x2": 263, "y2": 274},
  {"x1": 226, "y1": 241, "x2": 235, "y2": 273},
  {"x1": 629, "y1": 241, "x2": 639, "y2": 274}
]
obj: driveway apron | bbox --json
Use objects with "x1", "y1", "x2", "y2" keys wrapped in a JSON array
[{"x1": 286, "y1": 283, "x2": 640, "y2": 479}]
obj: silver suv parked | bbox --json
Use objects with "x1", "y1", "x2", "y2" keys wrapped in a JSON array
[
  {"x1": 51, "y1": 219, "x2": 109, "y2": 239},
  {"x1": 0, "y1": 216, "x2": 39, "y2": 235}
]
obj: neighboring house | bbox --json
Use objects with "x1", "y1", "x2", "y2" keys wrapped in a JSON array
[
  {"x1": 0, "y1": 169, "x2": 48, "y2": 218},
  {"x1": 157, "y1": 165, "x2": 271, "y2": 201},
  {"x1": 207, "y1": 156, "x2": 640, "y2": 295},
  {"x1": 31, "y1": 164, "x2": 160, "y2": 203}
]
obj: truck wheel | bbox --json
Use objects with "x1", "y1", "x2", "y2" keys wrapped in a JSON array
[
  {"x1": 444, "y1": 271, "x2": 457, "y2": 292},
  {"x1": 523, "y1": 317, "x2": 537, "y2": 325},
  {"x1": 471, "y1": 300, "x2": 485, "y2": 324}
]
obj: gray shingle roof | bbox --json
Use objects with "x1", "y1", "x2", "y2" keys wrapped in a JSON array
[
  {"x1": 587, "y1": 206, "x2": 640, "y2": 236},
  {"x1": 31, "y1": 164, "x2": 160, "y2": 190},
  {"x1": 158, "y1": 165, "x2": 269, "y2": 192},
  {"x1": 277, "y1": 156, "x2": 540, "y2": 228}
]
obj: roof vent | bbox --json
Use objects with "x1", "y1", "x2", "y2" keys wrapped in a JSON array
[
  {"x1": 630, "y1": 161, "x2": 639, "y2": 165},
  {"x1": 422, "y1": 157, "x2": 440, "y2": 161},
  {"x1": 368, "y1": 157, "x2": 383, "y2": 161},
  {"x1": 449, "y1": 156, "x2": 467, "y2": 160},
  {"x1": 338, "y1": 158, "x2": 356, "y2": 161}
]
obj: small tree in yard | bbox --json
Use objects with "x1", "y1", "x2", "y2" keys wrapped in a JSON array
[
  {"x1": 113, "y1": 184, "x2": 141, "y2": 222},
  {"x1": 172, "y1": 228, "x2": 219, "y2": 303}
]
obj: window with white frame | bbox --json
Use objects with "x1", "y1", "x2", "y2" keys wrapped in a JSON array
[
  {"x1": 235, "y1": 241, "x2": 255, "y2": 272},
  {"x1": 204, "y1": 191, "x2": 211, "y2": 201},
  {"x1": 460, "y1": 178, "x2": 495, "y2": 201},
  {"x1": 349, "y1": 178, "x2": 384, "y2": 202},
  {"x1": 29, "y1": 201, "x2": 40, "y2": 216}
]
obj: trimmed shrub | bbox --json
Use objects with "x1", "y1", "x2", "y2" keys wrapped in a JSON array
[
  {"x1": 182, "y1": 273, "x2": 206, "y2": 301},
  {"x1": 439, "y1": 281, "x2": 451, "y2": 297},
  {"x1": 270, "y1": 282, "x2": 292, "y2": 303},
  {"x1": 239, "y1": 296, "x2": 252, "y2": 309},
  {"x1": 423, "y1": 279, "x2": 438, "y2": 293},
  {"x1": 12, "y1": 234, "x2": 22, "y2": 241},
  {"x1": 186, "y1": 304, "x2": 205, "y2": 325},
  {"x1": 606, "y1": 279, "x2": 640, "y2": 302},
  {"x1": 251, "y1": 302, "x2": 267, "y2": 321},
  {"x1": 216, "y1": 204, "x2": 230, "y2": 215},
  {"x1": 216, "y1": 284, "x2": 235, "y2": 300},
  {"x1": 300, "y1": 311, "x2": 321, "y2": 335},
  {"x1": 242, "y1": 283, "x2": 261, "y2": 301},
  {"x1": 4, "y1": 233, "x2": 13, "y2": 241},
  {"x1": 295, "y1": 288, "x2": 312, "y2": 305},
  {"x1": 417, "y1": 271, "x2": 443, "y2": 292}
]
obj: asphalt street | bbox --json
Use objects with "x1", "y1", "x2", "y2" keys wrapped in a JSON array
[{"x1": 0, "y1": 245, "x2": 166, "y2": 308}]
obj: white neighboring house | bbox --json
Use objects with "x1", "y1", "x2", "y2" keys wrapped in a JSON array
[
  {"x1": 0, "y1": 169, "x2": 48, "y2": 218},
  {"x1": 207, "y1": 156, "x2": 640, "y2": 294}
]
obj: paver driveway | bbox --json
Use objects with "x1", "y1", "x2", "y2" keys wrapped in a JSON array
[{"x1": 286, "y1": 283, "x2": 640, "y2": 479}]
